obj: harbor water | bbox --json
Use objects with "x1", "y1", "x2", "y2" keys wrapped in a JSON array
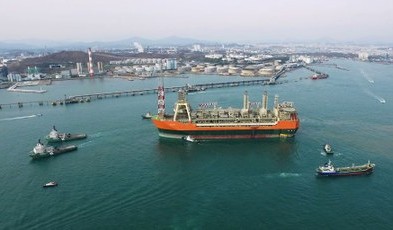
[{"x1": 1, "y1": 59, "x2": 393, "y2": 229}]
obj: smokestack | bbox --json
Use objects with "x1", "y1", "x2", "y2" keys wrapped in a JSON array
[
  {"x1": 88, "y1": 48, "x2": 94, "y2": 78},
  {"x1": 260, "y1": 91, "x2": 268, "y2": 116},
  {"x1": 241, "y1": 91, "x2": 249, "y2": 114},
  {"x1": 273, "y1": 94, "x2": 279, "y2": 117}
]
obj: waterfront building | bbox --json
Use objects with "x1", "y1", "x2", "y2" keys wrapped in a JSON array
[
  {"x1": 97, "y1": 62, "x2": 104, "y2": 73},
  {"x1": 258, "y1": 66, "x2": 275, "y2": 76},
  {"x1": 228, "y1": 66, "x2": 241, "y2": 75},
  {"x1": 358, "y1": 52, "x2": 369, "y2": 61},
  {"x1": 26, "y1": 66, "x2": 42, "y2": 80},
  {"x1": 0, "y1": 64, "x2": 8, "y2": 81},
  {"x1": 178, "y1": 66, "x2": 191, "y2": 74},
  {"x1": 155, "y1": 63, "x2": 163, "y2": 72},
  {"x1": 216, "y1": 66, "x2": 229, "y2": 75},
  {"x1": 204, "y1": 66, "x2": 217, "y2": 74},
  {"x1": 134, "y1": 66, "x2": 144, "y2": 74},
  {"x1": 166, "y1": 58, "x2": 177, "y2": 70},
  {"x1": 7, "y1": 73, "x2": 22, "y2": 82},
  {"x1": 60, "y1": 70, "x2": 71, "y2": 79},
  {"x1": 70, "y1": 69, "x2": 79, "y2": 77},
  {"x1": 297, "y1": 55, "x2": 313, "y2": 64},
  {"x1": 192, "y1": 44, "x2": 202, "y2": 52},
  {"x1": 76, "y1": 62, "x2": 83, "y2": 75},
  {"x1": 240, "y1": 68, "x2": 256, "y2": 76},
  {"x1": 205, "y1": 54, "x2": 223, "y2": 59}
]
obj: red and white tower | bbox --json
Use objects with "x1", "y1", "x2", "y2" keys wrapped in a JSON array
[
  {"x1": 157, "y1": 84, "x2": 165, "y2": 118},
  {"x1": 88, "y1": 48, "x2": 94, "y2": 78}
]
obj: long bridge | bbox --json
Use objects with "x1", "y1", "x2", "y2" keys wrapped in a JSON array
[
  {"x1": 0, "y1": 66, "x2": 327, "y2": 110},
  {"x1": 0, "y1": 78, "x2": 273, "y2": 109}
]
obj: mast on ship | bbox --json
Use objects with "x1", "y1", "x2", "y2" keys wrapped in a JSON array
[
  {"x1": 157, "y1": 78, "x2": 165, "y2": 119},
  {"x1": 173, "y1": 90, "x2": 192, "y2": 122}
]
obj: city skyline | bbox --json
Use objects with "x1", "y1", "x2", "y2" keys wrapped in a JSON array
[{"x1": 1, "y1": 0, "x2": 393, "y2": 44}]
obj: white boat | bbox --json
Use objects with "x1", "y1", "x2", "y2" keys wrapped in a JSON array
[
  {"x1": 141, "y1": 112, "x2": 153, "y2": 119},
  {"x1": 323, "y1": 144, "x2": 333, "y2": 154},
  {"x1": 45, "y1": 126, "x2": 87, "y2": 143},
  {"x1": 43, "y1": 181, "x2": 58, "y2": 188},
  {"x1": 30, "y1": 139, "x2": 78, "y2": 159}
]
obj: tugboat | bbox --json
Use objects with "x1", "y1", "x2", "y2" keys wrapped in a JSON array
[
  {"x1": 316, "y1": 160, "x2": 375, "y2": 177},
  {"x1": 45, "y1": 126, "x2": 87, "y2": 143},
  {"x1": 323, "y1": 144, "x2": 333, "y2": 154},
  {"x1": 141, "y1": 112, "x2": 153, "y2": 119},
  {"x1": 43, "y1": 181, "x2": 58, "y2": 188},
  {"x1": 30, "y1": 139, "x2": 77, "y2": 159}
]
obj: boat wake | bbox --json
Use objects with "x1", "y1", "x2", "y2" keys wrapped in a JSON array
[
  {"x1": 320, "y1": 151, "x2": 327, "y2": 156},
  {"x1": 89, "y1": 132, "x2": 104, "y2": 138},
  {"x1": 77, "y1": 140, "x2": 93, "y2": 148},
  {"x1": 362, "y1": 88, "x2": 386, "y2": 104},
  {"x1": 372, "y1": 94, "x2": 386, "y2": 104},
  {"x1": 360, "y1": 69, "x2": 374, "y2": 84},
  {"x1": 377, "y1": 96, "x2": 386, "y2": 104},
  {"x1": 264, "y1": 173, "x2": 301, "y2": 179},
  {"x1": 320, "y1": 151, "x2": 342, "y2": 156},
  {"x1": 0, "y1": 114, "x2": 42, "y2": 122}
]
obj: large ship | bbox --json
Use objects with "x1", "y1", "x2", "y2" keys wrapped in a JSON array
[
  {"x1": 151, "y1": 87, "x2": 299, "y2": 140},
  {"x1": 316, "y1": 160, "x2": 375, "y2": 177}
]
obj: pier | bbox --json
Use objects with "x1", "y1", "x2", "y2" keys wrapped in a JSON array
[
  {"x1": 1, "y1": 67, "x2": 330, "y2": 110},
  {"x1": 302, "y1": 65, "x2": 330, "y2": 76},
  {"x1": 7, "y1": 81, "x2": 49, "y2": 94},
  {"x1": 1, "y1": 78, "x2": 274, "y2": 109},
  {"x1": 56, "y1": 78, "x2": 276, "y2": 105}
]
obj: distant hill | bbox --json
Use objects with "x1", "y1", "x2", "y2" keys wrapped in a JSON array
[
  {"x1": 7, "y1": 51, "x2": 124, "y2": 73},
  {"x1": 6, "y1": 50, "x2": 179, "y2": 73}
]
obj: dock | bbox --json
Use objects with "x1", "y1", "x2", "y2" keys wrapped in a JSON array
[
  {"x1": 1, "y1": 79, "x2": 273, "y2": 109},
  {"x1": 0, "y1": 66, "x2": 329, "y2": 110}
]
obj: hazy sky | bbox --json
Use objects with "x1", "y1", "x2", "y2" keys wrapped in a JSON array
[{"x1": 1, "y1": 0, "x2": 392, "y2": 43}]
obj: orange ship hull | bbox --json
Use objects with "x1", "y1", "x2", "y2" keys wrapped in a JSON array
[{"x1": 152, "y1": 118, "x2": 299, "y2": 139}]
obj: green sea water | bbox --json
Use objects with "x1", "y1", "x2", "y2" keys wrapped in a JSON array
[{"x1": 1, "y1": 59, "x2": 393, "y2": 229}]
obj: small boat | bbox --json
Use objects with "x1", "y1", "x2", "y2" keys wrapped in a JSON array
[
  {"x1": 45, "y1": 126, "x2": 87, "y2": 143},
  {"x1": 30, "y1": 139, "x2": 78, "y2": 159},
  {"x1": 323, "y1": 144, "x2": 333, "y2": 154},
  {"x1": 311, "y1": 73, "x2": 329, "y2": 80},
  {"x1": 316, "y1": 160, "x2": 375, "y2": 177},
  {"x1": 43, "y1": 181, "x2": 58, "y2": 188},
  {"x1": 141, "y1": 112, "x2": 153, "y2": 119},
  {"x1": 182, "y1": 135, "x2": 199, "y2": 143},
  {"x1": 185, "y1": 84, "x2": 206, "y2": 93}
]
